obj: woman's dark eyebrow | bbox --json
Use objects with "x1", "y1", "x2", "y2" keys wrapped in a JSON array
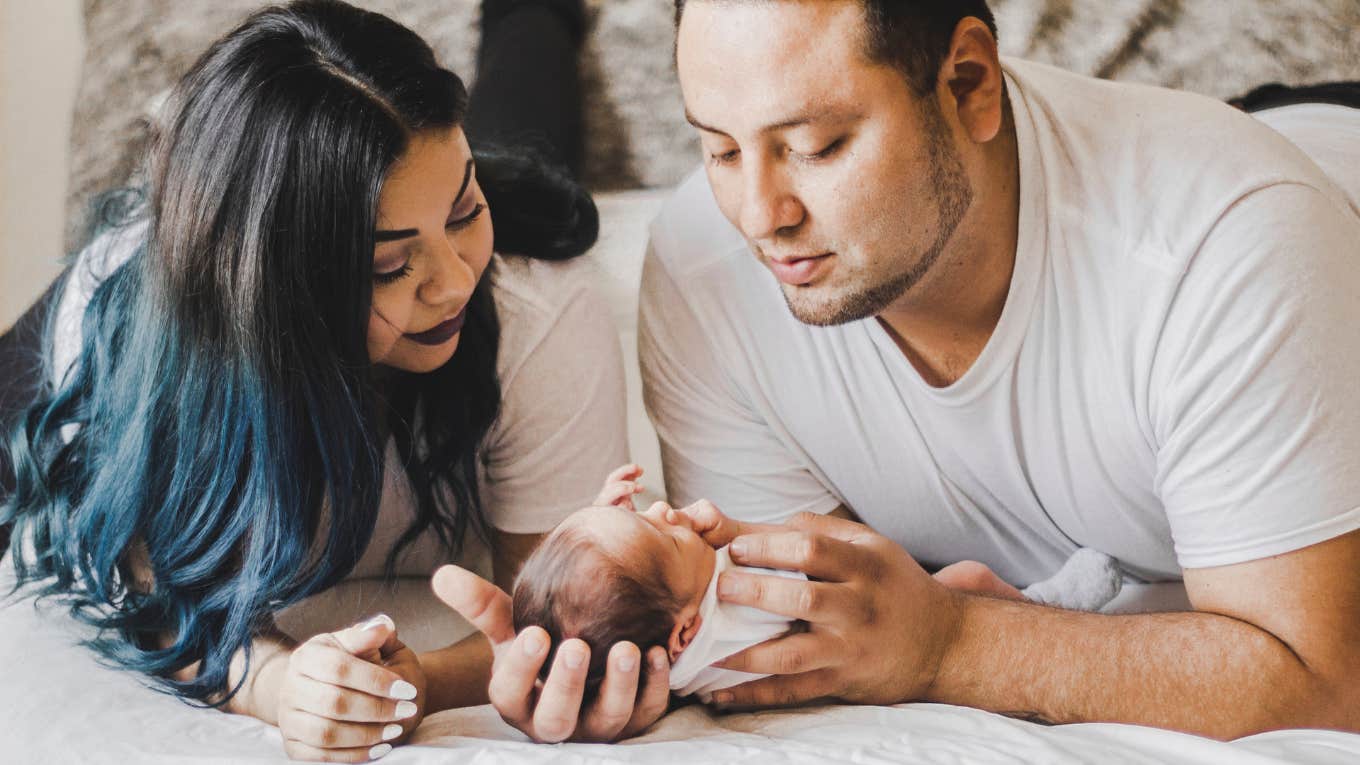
[{"x1": 374, "y1": 158, "x2": 476, "y2": 242}]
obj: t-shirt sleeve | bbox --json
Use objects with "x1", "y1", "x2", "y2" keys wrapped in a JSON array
[
  {"x1": 479, "y1": 280, "x2": 630, "y2": 535},
  {"x1": 1152, "y1": 182, "x2": 1360, "y2": 569},
  {"x1": 638, "y1": 241, "x2": 842, "y2": 524}
]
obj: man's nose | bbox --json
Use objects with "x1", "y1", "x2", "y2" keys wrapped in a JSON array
[{"x1": 738, "y1": 163, "x2": 804, "y2": 243}]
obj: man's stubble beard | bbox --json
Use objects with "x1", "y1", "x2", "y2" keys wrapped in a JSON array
[{"x1": 783, "y1": 101, "x2": 974, "y2": 327}]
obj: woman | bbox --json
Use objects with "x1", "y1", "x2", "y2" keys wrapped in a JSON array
[{"x1": 1, "y1": 0, "x2": 665, "y2": 760}]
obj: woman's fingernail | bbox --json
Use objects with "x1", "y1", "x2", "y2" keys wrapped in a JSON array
[
  {"x1": 563, "y1": 650, "x2": 585, "y2": 670},
  {"x1": 389, "y1": 680, "x2": 417, "y2": 700},
  {"x1": 361, "y1": 614, "x2": 394, "y2": 632},
  {"x1": 522, "y1": 634, "x2": 544, "y2": 656},
  {"x1": 617, "y1": 653, "x2": 637, "y2": 672},
  {"x1": 381, "y1": 724, "x2": 403, "y2": 741},
  {"x1": 394, "y1": 701, "x2": 417, "y2": 720},
  {"x1": 369, "y1": 742, "x2": 393, "y2": 759},
  {"x1": 712, "y1": 691, "x2": 733, "y2": 705}
]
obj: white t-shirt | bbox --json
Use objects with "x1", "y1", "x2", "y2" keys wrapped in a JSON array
[
  {"x1": 52, "y1": 228, "x2": 629, "y2": 578},
  {"x1": 640, "y1": 58, "x2": 1360, "y2": 585}
]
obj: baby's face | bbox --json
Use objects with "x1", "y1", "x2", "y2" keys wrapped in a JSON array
[{"x1": 564, "y1": 503, "x2": 718, "y2": 611}]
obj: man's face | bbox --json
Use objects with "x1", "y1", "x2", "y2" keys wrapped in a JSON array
[{"x1": 676, "y1": 0, "x2": 973, "y2": 325}]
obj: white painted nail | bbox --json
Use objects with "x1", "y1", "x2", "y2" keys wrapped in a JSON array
[
  {"x1": 369, "y1": 743, "x2": 393, "y2": 759},
  {"x1": 394, "y1": 701, "x2": 417, "y2": 720},
  {"x1": 389, "y1": 679, "x2": 418, "y2": 700},
  {"x1": 361, "y1": 614, "x2": 394, "y2": 632},
  {"x1": 381, "y1": 724, "x2": 403, "y2": 741}
]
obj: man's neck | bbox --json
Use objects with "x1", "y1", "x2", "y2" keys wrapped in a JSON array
[{"x1": 877, "y1": 114, "x2": 1021, "y2": 388}]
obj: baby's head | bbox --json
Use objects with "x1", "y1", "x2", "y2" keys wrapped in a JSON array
[{"x1": 511, "y1": 503, "x2": 717, "y2": 699}]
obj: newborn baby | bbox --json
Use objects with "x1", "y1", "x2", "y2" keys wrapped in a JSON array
[{"x1": 512, "y1": 466, "x2": 1122, "y2": 702}]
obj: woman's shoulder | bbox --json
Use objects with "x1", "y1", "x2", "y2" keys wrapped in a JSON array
[
  {"x1": 51, "y1": 218, "x2": 150, "y2": 384},
  {"x1": 489, "y1": 253, "x2": 617, "y2": 382}
]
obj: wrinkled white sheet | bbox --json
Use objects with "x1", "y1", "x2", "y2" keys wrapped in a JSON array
[{"x1": 6, "y1": 563, "x2": 1359, "y2": 765}]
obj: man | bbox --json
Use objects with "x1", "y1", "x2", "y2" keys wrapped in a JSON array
[
  {"x1": 638, "y1": 0, "x2": 1360, "y2": 738},
  {"x1": 437, "y1": 0, "x2": 1360, "y2": 743}
]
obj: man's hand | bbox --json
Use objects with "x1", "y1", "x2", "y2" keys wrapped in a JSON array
[
  {"x1": 431, "y1": 565, "x2": 672, "y2": 742},
  {"x1": 675, "y1": 502, "x2": 963, "y2": 708}
]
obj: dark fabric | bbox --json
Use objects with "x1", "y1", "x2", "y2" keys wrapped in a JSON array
[
  {"x1": 1231, "y1": 81, "x2": 1360, "y2": 113},
  {"x1": 466, "y1": 0, "x2": 587, "y2": 177},
  {"x1": 1, "y1": 270, "x2": 69, "y2": 558}
]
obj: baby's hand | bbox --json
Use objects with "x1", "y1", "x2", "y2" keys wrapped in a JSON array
[{"x1": 594, "y1": 464, "x2": 645, "y2": 511}]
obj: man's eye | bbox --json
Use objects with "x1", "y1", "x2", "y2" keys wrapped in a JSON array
[
  {"x1": 709, "y1": 149, "x2": 740, "y2": 166},
  {"x1": 795, "y1": 138, "x2": 845, "y2": 162}
]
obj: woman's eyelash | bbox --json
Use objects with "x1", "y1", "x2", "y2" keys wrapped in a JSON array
[
  {"x1": 373, "y1": 263, "x2": 412, "y2": 286},
  {"x1": 446, "y1": 202, "x2": 486, "y2": 232}
]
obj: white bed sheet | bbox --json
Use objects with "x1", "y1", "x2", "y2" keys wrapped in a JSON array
[{"x1": 6, "y1": 564, "x2": 1359, "y2": 765}]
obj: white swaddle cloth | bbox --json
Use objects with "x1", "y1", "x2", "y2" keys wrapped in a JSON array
[{"x1": 668, "y1": 546, "x2": 805, "y2": 701}]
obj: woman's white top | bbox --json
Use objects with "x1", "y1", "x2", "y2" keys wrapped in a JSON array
[{"x1": 49, "y1": 222, "x2": 630, "y2": 579}]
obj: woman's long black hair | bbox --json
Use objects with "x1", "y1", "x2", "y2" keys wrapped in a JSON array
[{"x1": 1, "y1": 0, "x2": 597, "y2": 705}]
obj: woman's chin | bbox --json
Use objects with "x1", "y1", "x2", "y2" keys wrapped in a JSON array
[{"x1": 385, "y1": 334, "x2": 461, "y2": 373}]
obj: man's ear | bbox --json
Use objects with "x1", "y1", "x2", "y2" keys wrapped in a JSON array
[
  {"x1": 668, "y1": 612, "x2": 703, "y2": 662},
  {"x1": 938, "y1": 16, "x2": 1006, "y2": 144}
]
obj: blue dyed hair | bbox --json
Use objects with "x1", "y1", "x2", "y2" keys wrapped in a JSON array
[{"x1": 2, "y1": 0, "x2": 597, "y2": 706}]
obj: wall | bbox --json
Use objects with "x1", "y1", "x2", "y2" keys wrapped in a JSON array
[{"x1": 0, "y1": 0, "x2": 84, "y2": 331}]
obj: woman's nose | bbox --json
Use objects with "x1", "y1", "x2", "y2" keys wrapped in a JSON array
[{"x1": 418, "y1": 238, "x2": 475, "y2": 306}]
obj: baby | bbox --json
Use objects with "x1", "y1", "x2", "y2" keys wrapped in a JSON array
[{"x1": 512, "y1": 466, "x2": 1122, "y2": 702}]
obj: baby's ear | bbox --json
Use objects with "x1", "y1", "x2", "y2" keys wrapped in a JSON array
[{"x1": 668, "y1": 613, "x2": 703, "y2": 662}]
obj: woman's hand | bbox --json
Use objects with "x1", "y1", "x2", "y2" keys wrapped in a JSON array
[
  {"x1": 432, "y1": 565, "x2": 672, "y2": 743},
  {"x1": 276, "y1": 615, "x2": 427, "y2": 762}
]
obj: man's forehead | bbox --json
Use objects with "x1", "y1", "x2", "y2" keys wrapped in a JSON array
[{"x1": 676, "y1": 1, "x2": 888, "y2": 133}]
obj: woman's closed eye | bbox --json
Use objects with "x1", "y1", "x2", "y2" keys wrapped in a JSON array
[
  {"x1": 446, "y1": 202, "x2": 485, "y2": 233},
  {"x1": 374, "y1": 261, "x2": 413, "y2": 285}
]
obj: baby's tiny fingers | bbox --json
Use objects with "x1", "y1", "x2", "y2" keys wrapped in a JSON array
[
  {"x1": 282, "y1": 738, "x2": 397, "y2": 763},
  {"x1": 604, "y1": 464, "x2": 643, "y2": 483},
  {"x1": 279, "y1": 708, "x2": 406, "y2": 750}
]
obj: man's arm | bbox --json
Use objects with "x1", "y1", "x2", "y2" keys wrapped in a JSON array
[
  {"x1": 930, "y1": 528, "x2": 1360, "y2": 737},
  {"x1": 698, "y1": 509, "x2": 1360, "y2": 739}
]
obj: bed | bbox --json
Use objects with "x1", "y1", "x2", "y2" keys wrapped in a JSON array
[{"x1": 12, "y1": 0, "x2": 1360, "y2": 762}]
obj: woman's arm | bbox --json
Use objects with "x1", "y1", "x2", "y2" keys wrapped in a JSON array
[{"x1": 417, "y1": 530, "x2": 543, "y2": 713}]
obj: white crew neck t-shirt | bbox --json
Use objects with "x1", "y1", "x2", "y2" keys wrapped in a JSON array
[
  {"x1": 51, "y1": 230, "x2": 629, "y2": 578},
  {"x1": 640, "y1": 58, "x2": 1360, "y2": 585}
]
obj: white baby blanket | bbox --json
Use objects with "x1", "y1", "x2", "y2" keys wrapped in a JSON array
[{"x1": 668, "y1": 546, "x2": 805, "y2": 700}]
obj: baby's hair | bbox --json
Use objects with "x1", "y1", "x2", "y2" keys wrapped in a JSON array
[{"x1": 512, "y1": 523, "x2": 681, "y2": 702}]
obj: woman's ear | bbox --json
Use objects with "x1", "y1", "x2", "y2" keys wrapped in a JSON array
[{"x1": 668, "y1": 612, "x2": 703, "y2": 662}]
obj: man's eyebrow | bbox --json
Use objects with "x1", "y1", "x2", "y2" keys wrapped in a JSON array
[
  {"x1": 684, "y1": 108, "x2": 864, "y2": 136},
  {"x1": 374, "y1": 158, "x2": 476, "y2": 242}
]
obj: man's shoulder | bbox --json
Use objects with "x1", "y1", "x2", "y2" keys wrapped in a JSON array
[
  {"x1": 648, "y1": 168, "x2": 751, "y2": 283},
  {"x1": 1006, "y1": 57, "x2": 1349, "y2": 275}
]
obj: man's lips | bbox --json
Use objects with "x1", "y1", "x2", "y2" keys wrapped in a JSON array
[
  {"x1": 768, "y1": 253, "x2": 834, "y2": 286},
  {"x1": 405, "y1": 307, "x2": 466, "y2": 346}
]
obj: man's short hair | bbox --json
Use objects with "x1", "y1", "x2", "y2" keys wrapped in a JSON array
[{"x1": 674, "y1": 0, "x2": 999, "y2": 96}]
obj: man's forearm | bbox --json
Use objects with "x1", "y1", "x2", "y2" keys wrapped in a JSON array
[
  {"x1": 929, "y1": 594, "x2": 1350, "y2": 739},
  {"x1": 418, "y1": 631, "x2": 494, "y2": 713}
]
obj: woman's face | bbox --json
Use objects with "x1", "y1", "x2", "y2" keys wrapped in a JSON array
[{"x1": 367, "y1": 127, "x2": 494, "y2": 373}]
